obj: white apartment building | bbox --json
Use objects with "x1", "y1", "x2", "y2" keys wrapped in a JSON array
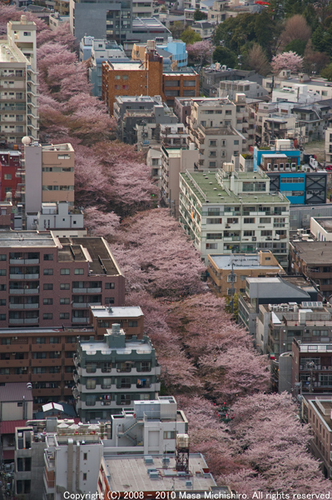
[
  {"x1": 105, "y1": 396, "x2": 188, "y2": 455},
  {"x1": 179, "y1": 165, "x2": 290, "y2": 265},
  {"x1": 186, "y1": 96, "x2": 253, "y2": 169},
  {"x1": 0, "y1": 16, "x2": 38, "y2": 146}
]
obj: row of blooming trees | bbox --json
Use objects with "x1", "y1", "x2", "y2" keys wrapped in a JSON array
[{"x1": 0, "y1": 8, "x2": 329, "y2": 493}]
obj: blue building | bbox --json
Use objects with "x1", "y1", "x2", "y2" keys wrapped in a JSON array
[
  {"x1": 256, "y1": 145, "x2": 327, "y2": 205},
  {"x1": 253, "y1": 141, "x2": 301, "y2": 173},
  {"x1": 158, "y1": 37, "x2": 188, "y2": 68}
]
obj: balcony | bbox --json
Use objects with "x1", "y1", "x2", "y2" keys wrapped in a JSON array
[
  {"x1": 72, "y1": 288, "x2": 101, "y2": 294},
  {"x1": 72, "y1": 317, "x2": 89, "y2": 324}
]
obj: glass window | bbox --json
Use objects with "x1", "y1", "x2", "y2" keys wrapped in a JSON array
[
  {"x1": 60, "y1": 269, "x2": 70, "y2": 275},
  {"x1": 74, "y1": 269, "x2": 84, "y2": 275}
]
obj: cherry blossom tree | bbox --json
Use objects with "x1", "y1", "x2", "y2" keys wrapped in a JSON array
[
  {"x1": 187, "y1": 40, "x2": 214, "y2": 67},
  {"x1": 112, "y1": 209, "x2": 206, "y2": 298},
  {"x1": 271, "y1": 51, "x2": 303, "y2": 74},
  {"x1": 84, "y1": 206, "x2": 120, "y2": 238}
]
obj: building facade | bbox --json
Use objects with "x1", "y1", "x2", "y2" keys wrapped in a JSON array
[
  {"x1": 0, "y1": 17, "x2": 38, "y2": 146},
  {"x1": 0, "y1": 231, "x2": 125, "y2": 329},
  {"x1": 207, "y1": 250, "x2": 285, "y2": 296},
  {"x1": 73, "y1": 324, "x2": 161, "y2": 421},
  {"x1": 179, "y1": 167, "x2": 290, "y2": 264}
]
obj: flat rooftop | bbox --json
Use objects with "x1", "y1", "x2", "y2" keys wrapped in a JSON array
[
  {"x1": 290, "y1": 241, "x2": 332, "y2": 265},
  {"x1": 0, "y1": 231, "x2": 56, "y2": 248},
  {"x1": 209, "y1": 254, "x2": 282, "y2": 271},
  {"x1": 90, "y1": 306, "x2": 143, "y2": 319},
  {"x1": 0, "y1": 42, "x2": 27, "y2": 64},
  {"x1": 313, "y1": 217, "x2": 332, "y2": 232},
  {"x1": 103, "y1": 454, "x2": 216, "y2": 492},
  {"x1": 110, "y1": 62, "x2": 142, "y2": 71},
  {"x1": 80, "y1": 338, "x2": 152, "y2": 355},
  {"x1": 58, "y1": 237, "x2": 121, "y2": 276},
  {"x1": 181, "y1": 171, "x2": 288, "y2": 205}
]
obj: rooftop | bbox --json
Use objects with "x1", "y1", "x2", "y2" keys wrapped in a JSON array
[
  {"x1": 90, "y1": 306, "x2": 143, "y2": 319},
  {"x1": 309, "y1": 398, "x2": 332, "y2": 431},
  {"x1": 103, "y1": 453, "x2": 217, "y2": 493},
  {"x1": 181, "y1": 171, "x2": 288, "y2": 205},
  {"x1": 209, "y1": 253, "x2": 282, "y2": 271},
  {"x1": 291, "y1": 241, "x2": 332, "y2": 265},
  {"x1": 80, "y1": 337, "x2": 152, "y2": 355},
  {"x1": 0, "y1": 382, "x2": 33, "y2": 402},
  {"x1": 109, "y1": 61, "x2": 143, "y2": 71},
  {"x1": 313, "y1": 217, "x2": 332, "y2": 233},
  {"x1": 0, "y1": 231, "x2": 56, "y2": 248}
]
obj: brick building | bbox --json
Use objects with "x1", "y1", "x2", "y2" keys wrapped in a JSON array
[
  {"x1": 102, "y1": 45, "x2": 163, "y2": 115},
  {"x1": 102, "y1": 43, "x2": 199, "y2": 115},
  {"x1": 0, "y1": 231, "x2": 125, "y2": 329}
]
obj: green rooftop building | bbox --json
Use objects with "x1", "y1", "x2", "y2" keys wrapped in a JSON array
[{"x1": 179, "y1": 165, "x2": 290, "y2": 267}]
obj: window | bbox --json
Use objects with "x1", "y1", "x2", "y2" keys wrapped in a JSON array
[
  {"x1": 50, "y1": 337, "x2": 59, "y2": 344},
  {"x1": 259, "y1": 217, "x2": 271, "y2": 224},
  {"x1": 244, "y1": 218, "x2": 255, "y2": 224},
  {"x1": 44, "y1": 254, "x2": 53, "y2": 261},
  {"x1": 83, "y1": 473, "x2": 87, "y2": 481},
  {"x1": 49, "y1": 352, "x2": 60, "y2": 359},
  {"x1": 207, "y1": 233, "x2": 222, "y2": 240},
  {"x1": 206, "y1": 243, "x2": 217, "y2": 249},
  {"x1": 4, "y1": 174, "x2": 11, "y2": 180},
  {"x1": 0, "y1": 314, "x2": 6, "y2": 321},
  {"x1": 43, "y1": 283, "x2": 53, "y2": 290},
  {"x1": 115, "y1": 75, "x2": 121, "y2": 80},
  {"x1": 0, "y1": 255, "x2": 6, "y2": 261},
  {"x1": 74, "y1": 269, "x2": 84, "y2": 275},
  {"x1": 102, "y1": 378, "x2": 112, "y2": 389},
  {"x1": 24, "y1": 31, "x2": 31, "y2": 36},
  {"x1": 34, "y1": 352, "x2": 46, "y2": 359},
  {"x1": 105, "y1": 297, "x2": 115, "y2": 305},
  {"x1": 243, "y1": 231, "x2": 254, "y2": 237},
  {"x1": 60, "y1": 298, "x2": 70, "y2": 305},
  {"x1": 105, "y1": 282, "x2": 115, "y2": 289},
  {"x1": 33, "y1": 367, "x2": 46, "y2": 374},
  {"x1": 49, "y1": 367, "x2": 60, "y2": 373},
  {"x1": 207, "y1": 218, "x2": 222, "y2": 224},
  {"x1": 60, "y1": 283, "x2": 70, "y2": 290},
  {"x1": 234, "y1": 140, "x2": 239, "y2": 145},
  {"x1": 43, "y1": 298, "x2": 53, "y2": 305},
  {"x1": 128, "y1": 320, "x2": 138, "y2": 327},
  {"x1": 0, "y1": 299, "x2": 6, "y2": 306},
  {"x1": 43, "y1": 313, "x2": 53, "y2": 320},
  {"x1": 36, "y1": 337, "x2": 45, "y2": 344},
  {"x1": 60, "y1": 312, "x2": 70, "y2": 320},
  {"x1": 208, "y1": 208, "x2": 220, "y2": 216},
  {"x1": 60, "y1": 269, "x2": 70, "y2": 275},
  {"x1": 44, "y1": 269, "x2": 53, "y2": 275},
  {"x1": 0, "y1": 270, "x2": 6, "y2": 276},
  {"x1": 164, "y1": 431, "x2": 176, "y2": 439},
  {"x1": 83, "y1": 453, "x2": 88, "y2": 461},
  {"x1": 86, "y1": 379, "x2": 96, "y2": 389}
]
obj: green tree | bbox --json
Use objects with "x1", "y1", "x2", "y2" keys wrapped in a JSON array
[
  {"x1": 212, "y1": 46, "x2": 237, "y2": 68},
  {"x1": 194, "y1": 9, "x2": 207, "y2": 21},
  {"x1": 321, "y1": 62, "x2": 332, "y2": 80},
  {"x1": 284, "y1": 38, "x2": 307, "y2": 56},
  {"x1": 181, "y1": 27, "x2": 202, "y2": 44},
  {"x1": 225, "y1": 293, "x2": 239, "y2": 321},
  {"x1": 170, "y1": 20, "x2": 185, "y2": 39}
]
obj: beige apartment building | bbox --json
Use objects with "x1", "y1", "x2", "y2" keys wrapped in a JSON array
[
  {"x1": 186, "y1": 97, "x2": 250, "y2": 170},
  {"x1": 0, "y1": 16, "x2": 38, "y2": 146},
  {"x1": 207, "y1": 250, "x2": 285, "y2": 295},
  {"x1": 24, "y1": 143, "x2": 75, "y2": 219}
]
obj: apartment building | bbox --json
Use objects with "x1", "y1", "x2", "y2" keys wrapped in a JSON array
[
  {"x1": 73, "y1": 323, "x2": 161, "y2": 421},
  {"x1": 26, "y1": 201, "x2": 85, "y2": 235},
  {"x1": 219, "y1": 80, "x2": 269, "y2": 100},
  {"x1": 132, "y1": 0, "x2": 154, "y2": 18},
  {"x1": 310, "y1": 217, "x2": 332, "y2": 241},
  {"x1": 14, "y1": 418, "x2": 104, "y2": 500},
  {"x1": 292, "y1": 339, "x2": 332, "y2": 395},
  {"x1": 256, "y1": 300, "x2": 332, "y2": 357},
  {"x1": 305, "y1": 397, "x2": 332, "y2": 478},
  {"x1": 161, "y1": 144, "x2": 199, "y2": 216},
  {"x1": 0, "y1": 16, "x2": 38, "y2": 146},
  {"x1": 102, "y1": 45, "x2": 199, "y2": 115},
  {"x1": 102, "y1": 46, "x2": 163, "y2": 116},
  {"x1": 186, "y1": 96, "x2": 253, "y2": 169},
  {"x1": 0, "y1": 231, "x2": 125, "y2": 329},
  {"x1": 24, "y1": 142, "x2": 75, "y2": 217},
  {"x1": 238, "y1": 275, "x2": 318, "y2": 336},
  {"x1": 106, "y1": 396, "x2": 188, "y2": 454},
  {"x1": 289, "y1": 240, "x2": 332, "y2": 298},
  {"x1": 179, "y1": 167, "x2": 290, "y2": 264},
  {"x1": 207, "y1": 250, "x2": 285, "y2": 296}
]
